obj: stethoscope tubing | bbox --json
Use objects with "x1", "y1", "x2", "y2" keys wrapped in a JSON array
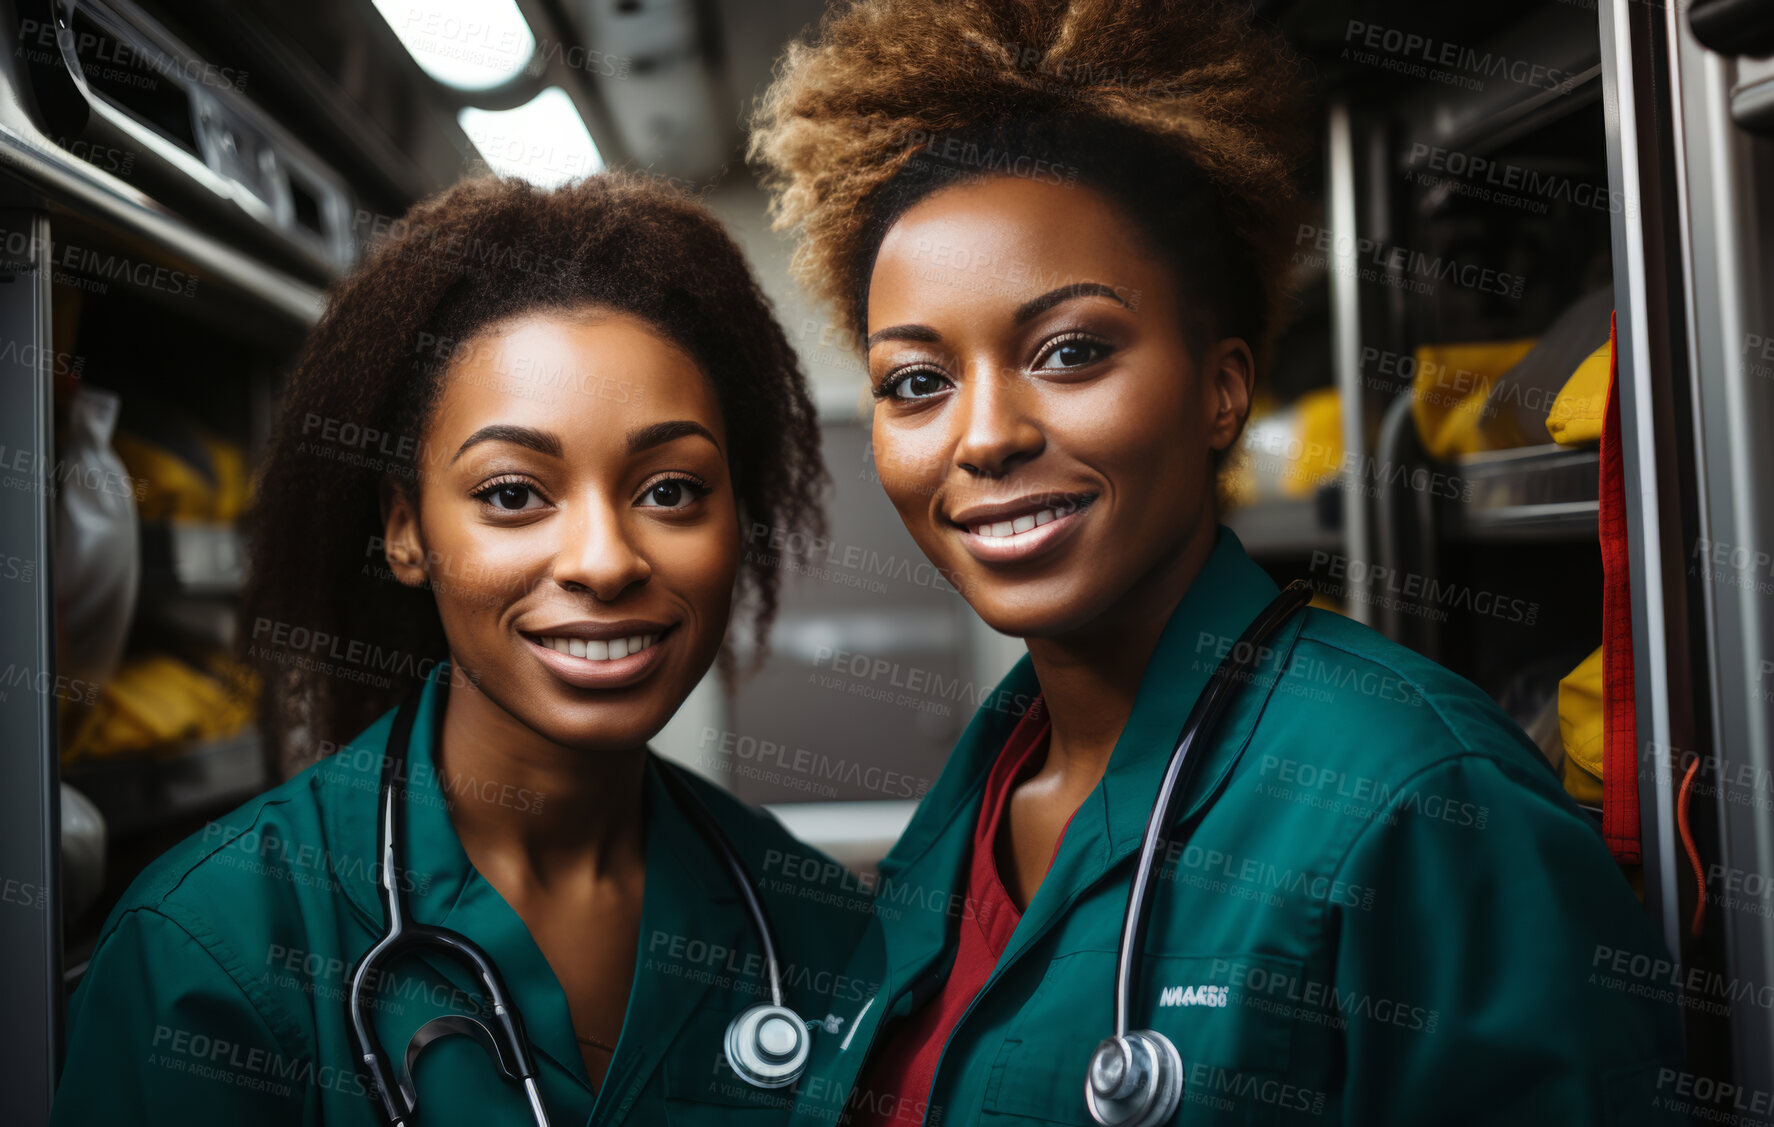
[
  {"x1": 655, "y1": 763, "x2": 788, "y2": 1008},
  {"x1": 1110, "y1": 580, "x2": 1315, "y2": 1036},
  {"x1": 347, "y1": 683, "x2": 548, "y2": 1125}
]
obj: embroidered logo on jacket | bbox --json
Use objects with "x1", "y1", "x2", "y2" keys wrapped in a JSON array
[{"x1": 1158, "y1": 985, "x2": 1229, "y2": 1008}]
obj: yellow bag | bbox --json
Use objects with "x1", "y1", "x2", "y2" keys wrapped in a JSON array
[
  {"x1": 1544, "y1": 341, "x2": 1612, "y2": 447},
  {"x1": 1285, "y1": 387, "x2": 1343, "y2": 498},
  {"x1": 1223, "y1": 388, "x2": 1343, "y2": 508},
  {"x1": 1557, "y1": 646, "x2": 1606, "y2": 806},
  {"x1": 62, "y1": 652, "x2": 259, "y2": 762},
  {"x1": 112, "y1": 424, "x2": 250, "y2": 522},
  {"x1": 1409, "y1": 338, "x2": 1538, "y2": 459}
]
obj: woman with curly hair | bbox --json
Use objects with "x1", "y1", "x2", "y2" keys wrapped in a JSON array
[
  {"x1": 51, "y1": 173, "x2": 866, "y2": 1126},
  {"x1": 750, "y1": 2, "x2": 1686, "y2": 1124}
]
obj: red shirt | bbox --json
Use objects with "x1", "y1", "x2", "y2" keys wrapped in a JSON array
[{"x1": 850, "y1": 697, "x2": 1071, "y2": 1126}]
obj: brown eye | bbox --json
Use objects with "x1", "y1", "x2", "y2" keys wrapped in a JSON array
[
  {"x1": 887, "y1": 369, "x2": 952, "y2": 400},
  {"x1": 1035, "y1": 335, "x2": 1112, "y2": 371},
  {"x1": 472, "y1": 481, "x2": 544, "y2": 511},
  {"x1": 636, "y1": 476, "x2": 709, "y2": 509}
]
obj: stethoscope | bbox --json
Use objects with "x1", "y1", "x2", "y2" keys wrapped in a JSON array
[
  {"x1": 1084, "y1": 579, "x2": 1314, "y2": 1127},
  {"x1": 345, "y1": 681, "x2": 816, "y2": 1126}
]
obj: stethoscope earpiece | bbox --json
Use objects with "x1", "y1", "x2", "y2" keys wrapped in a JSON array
[
  {"x1": 1085, "y1": 1031, "x2": 1183, "y2": 1127},
  {"x1": 724, "y1": 1002, "x2": 811, "y2": 1088}
]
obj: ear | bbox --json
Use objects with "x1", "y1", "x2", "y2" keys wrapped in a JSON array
[
  {"x1": 1203, "y1": 337, "x2": 1256, "y2": 453},
  {"x1": 378, "y1": 475, "x2": 429, "y2": 588}
]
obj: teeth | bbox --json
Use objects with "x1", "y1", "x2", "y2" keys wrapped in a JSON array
[
  {"x1": 972, "y1": 506, "x2": 1071, "y2": 539},
  {"x1": 539, "y1": 633, "x2": 658, "y2": 661}
]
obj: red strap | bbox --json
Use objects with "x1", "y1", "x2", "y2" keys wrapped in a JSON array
[{"x1": 1599, "y1": 309, "x2": 1642, "y2": 864}]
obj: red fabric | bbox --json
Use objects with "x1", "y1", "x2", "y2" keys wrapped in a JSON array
[
  {"x1": 1599, "y1": 309, "x2": 1642, "y2": 865},
  {"x1": 851, "y1": 697, "x2": 1065, "y2": 1126}
]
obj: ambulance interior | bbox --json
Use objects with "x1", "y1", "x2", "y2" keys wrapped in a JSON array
[{"x1": 1, "y1": 0, "x2": 1770, "y2": 1118}]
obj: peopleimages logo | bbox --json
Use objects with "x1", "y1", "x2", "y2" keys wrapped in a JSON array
[
  {"x1": 1406, "y1": 143, "x2": 1631, "y2": 216},
  {"x1": 1343, "y1": 20, "x2": 1579, "y2": 93},
  {"x1": 1309, "y1": 552, "x2": 1540, "y2": 627},
  {"x1": 1294, "y1": 223, "x2": 1526, "y2": 300}
]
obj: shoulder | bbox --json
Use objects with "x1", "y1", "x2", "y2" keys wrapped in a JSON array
[
  {"x1": 90, "y1": 740, "x2": 382, "y2": 979},
  {"x1": 65, "y1": 759, "x2": 363, "y2": 1076},
  {"x1": 1272, "y1": 606, "x2": 1559, "y2": 789},
  {"x1": 1230, "y1": 607, "x2": 1621, "y2": 903},
  {"x1": 103, "y1": 770, "x2": 310, "y2": 928}
]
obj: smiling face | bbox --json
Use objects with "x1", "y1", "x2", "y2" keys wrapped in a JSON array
[
  {"x1": 381, "y1": 309, "x2": 738, "y2": 752},
  {"x1": 865, "y1": 175, "x2": 1254, "y2": 641}
]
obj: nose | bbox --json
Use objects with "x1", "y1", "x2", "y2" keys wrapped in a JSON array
[
  {"x1": 550, "y1": 495, "x2": 652, "y2": 601},
  {"x1": 951, "y1": 359, "x2": 1044, "y2": 477}
]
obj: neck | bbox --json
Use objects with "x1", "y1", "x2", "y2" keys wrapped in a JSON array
[
  {"x1": 433, "y1": 678, "x2": 648, "y2": 893},
  {"x1": 1024, "y1": 521, "x2": 1220, "y2": 784}
]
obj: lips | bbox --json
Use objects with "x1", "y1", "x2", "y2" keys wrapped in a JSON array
[
  {"x1": 954, "y1": 494, "x2": 1093, "y2": 539},
  {"x1": 519, "y1": 621, "x2": 677, "y2": 689},
  {"x1": 531, "y1": 631, "x2": 660, "y2": 662},
  {"x1": 948, "y1": 493, "x2": 1097, "y2": 565}
]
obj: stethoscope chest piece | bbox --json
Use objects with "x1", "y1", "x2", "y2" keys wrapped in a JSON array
[
  {"x1": 1085, "y1": 1031, "x2": 1183, "y2": 1127},
  {"x1": 725, "y1": 1002, "x2": 811, "y2": 1088}
]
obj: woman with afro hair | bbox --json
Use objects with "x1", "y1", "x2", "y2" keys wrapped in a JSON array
[
  {"x1": 749, "y1": 1, "x2": 1686, "y2": 1124},
  {"x1": 50, "y1": 174, "x2": 869, "y2": 1126}
]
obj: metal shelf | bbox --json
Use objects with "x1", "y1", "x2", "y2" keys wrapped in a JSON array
[
  {"x1": 139, "y1": 521, "x2": 245, "y2": 595},
  {"x1": 0, "y1": 82, "x2": 325, "y2": 328},
  {"x1": 1395, "y1": 3, "x2": 1605, "y2": 159},
  {"x1": 1441, "y1": 444, "x2": 1599, "y2": 542},
  {"x1": 1404, "y1": 63, "x2": 1604, "y2": 163},
  {"x1": 61, "y1": 728, "x2": 267, "y2": 838}
]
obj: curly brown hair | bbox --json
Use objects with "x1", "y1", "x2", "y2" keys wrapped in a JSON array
[
  {"x1": 239, "y1": 173, "x2": 826, "y2": 769},
  {"x1": 747, "y1": 0, "x2": 1312, "y2": 367}
]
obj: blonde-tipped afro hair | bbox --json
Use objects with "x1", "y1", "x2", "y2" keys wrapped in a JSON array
[{"x1": 748, "y1": 0, "x2": 1312, "y2": 359}]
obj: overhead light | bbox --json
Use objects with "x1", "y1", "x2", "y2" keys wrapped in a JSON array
[
  {"x1": 371, "y1": 0, "x2": 536, "y2": 91},
  {"x1": 459, "y1": 87, "x2": 603, "y2": 188}
]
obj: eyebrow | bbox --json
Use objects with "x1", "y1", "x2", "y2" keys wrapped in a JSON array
[
  {"x1": 626, "y1": 419, "x2": 722, "y2": 456},
  {"x1": 450, "y1": 423, "x2": 560, "y2": 466},
  {"x1": 1013, "y1": 282, "x2": 1130, "y2": 324},
  {"x1": 864, "y1": 281, "x2": 1131, "y2": 349},
  {"x1": 863, "y1": 323, "x2": 943, "y2": 350},
  {"x1": 449, "y1": 419, "x2": 721, "y2": 465}
]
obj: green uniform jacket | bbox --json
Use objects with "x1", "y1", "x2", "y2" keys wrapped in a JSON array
[
  {"x1": 52, "y1": 664, "x2": 874, "y2": 1126},
  {"x1": 791, "y1": 525, "x2": 1687, "y2": 1127}
]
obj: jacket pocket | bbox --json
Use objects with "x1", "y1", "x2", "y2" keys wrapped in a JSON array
[{"x1": 980, "y1": 950, "x2": 1310, "y2": 1126}]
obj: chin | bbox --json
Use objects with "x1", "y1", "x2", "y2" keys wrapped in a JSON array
[
  {"x1": 522, "y1": 679, "x2": 683, "y2": 753},
  {"x1": 967, "y1": 584, "x2": 1107, "y2": 642},
  {"x1": 555, "y1": 711, "x2": 676, "y2": 754}
]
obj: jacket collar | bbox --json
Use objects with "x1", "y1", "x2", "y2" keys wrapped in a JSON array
[{"x1": 319, "y1": 664, "x2": 593, "y2": 1104}]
